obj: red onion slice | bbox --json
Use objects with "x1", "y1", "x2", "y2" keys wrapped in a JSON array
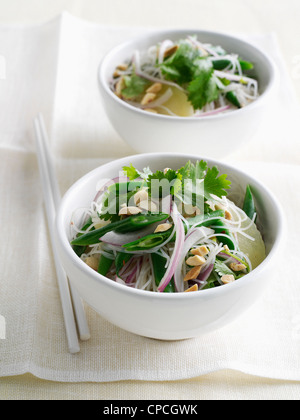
[
  {"x1": 174, "y1": 227, "x2": 214, "y2": 292},
  {"x1": 157, "y1": 203, "x2": 185, "y2": 292}
]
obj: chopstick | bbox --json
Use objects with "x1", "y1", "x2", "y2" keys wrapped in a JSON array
[{"x1": 34, "y1": 113, "x2": 90, "y2": 354}]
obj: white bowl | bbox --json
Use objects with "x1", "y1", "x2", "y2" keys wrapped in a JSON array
[
  {"x1": 98, "y1": 29, "x2": 278, "y2": 158},
  {"x1": 55, "y1": 153, "x2": 284, "y2": 340}
]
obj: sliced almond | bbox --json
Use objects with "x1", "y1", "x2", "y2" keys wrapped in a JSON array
[
  {"x1": 154, "y1": 223, "x2": 172, "y2": 234},
  {"x1": 184, "y1": 266, "x2": 202, "y2": 282},
  {"x1": 146, "y1": 82, "x2": 162, "y2": 94},
  {"x1": 229, "y1": 263, "x2": 247, "y2": 272},
  {"x1": 118, "y1": 206, "x2": 142, "y2": 216},
  {"x1": 138, "y1": 200, "x2": 157, "y2": 212},
  {"x1": 115, "y1": 77, "x2": 125, "y2": 97},
  {"x1": 184, "y1": 284, "x2": 199, "y2": 293},
  {"x1": 221, "y1": 274, "x2": 235, "y2": 284},
  {"x1": 134, "y1": 189, "x2": 148, "y2": 205},
  {"x1": 191, "y1": 246, "x2": 209, "y2": 257},
  {"x1": 225, "y1": 210, "x2": 232, "y2": 220},
  {"x1": 164, "y1": 45, "x2": 178, "y2": 59},
  {"x1": 141, "y1": 92, "x2": 156, "y2": 106},
  {"x1": 183, "y1": 204, "x2": 201, "y2": 217},
  {"x1": 113, "y1": 70, "x2": 121, "y2": 78},
  {"x1": 186, "y1": 255, "x2": 206, "y2": 267},
  {"x1": 116, "y1": 63, "x2": 128, "y2": 71}
]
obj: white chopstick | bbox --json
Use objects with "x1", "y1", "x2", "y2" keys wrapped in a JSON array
[
  {"x1": 34, "y1": 113, "x2": 90, "y2": 353},
  {"x1": 36, "y1": 114, "x2": 90, "y2": 342}
]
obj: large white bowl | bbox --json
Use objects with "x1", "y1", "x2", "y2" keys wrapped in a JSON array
[
  {"x1": 98, "y1": 29, "x2": 278, "y2": 158},
  {"x1": 55, "y1": 153, "x2": 284, "y2": 340}
]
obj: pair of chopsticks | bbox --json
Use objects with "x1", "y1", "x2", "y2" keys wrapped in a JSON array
[{"x1": 34, "y1": 113, "x2": 90, "y2": 354}]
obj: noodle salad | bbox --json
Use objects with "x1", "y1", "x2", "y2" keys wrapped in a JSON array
[
  {"x1": 70, "y1": 161, "x2": 265, "y2": 293},
  {"x1": 110, "y1": 35, "x2": 258, "y2": 117}
]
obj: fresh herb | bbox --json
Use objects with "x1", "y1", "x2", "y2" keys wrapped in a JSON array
[
  {"x1": 187, "y1": 59, "x2": 219, "y2": 109},
  {"x1": 214, "y1": 258, "x2": 236, "y2": 278},
  {"x1": 121, "y1": 74, "x2": 150, "y2": 100},
  {"x1": 160, "y1": 41, "x2": 201, "y2": 84}
]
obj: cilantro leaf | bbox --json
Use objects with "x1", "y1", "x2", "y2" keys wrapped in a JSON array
[
  {"x1": 214, "y1": 258, "x2": 236, "y2": 278},
  {"x1": 160, "y1": 41, "x2": 201, "y2": 85},
  {"x1": 204, "y1": 166, "x2": 231, "y2": 199},
  {"x1": 148, "y1": 169, "x2": 182, "y2": 198},
  {"x1": 190, "y1": 160, "x2": 207, "y2": 181},
  {"x1": 187, "y1": 59, "x2": 219, "y2": 109},
  {"x1": 121, "y1": 74, "x2": 150, "y2": 100},
  {"x1": 123, "y1": 164, "x2": 140, "y2": 181}
]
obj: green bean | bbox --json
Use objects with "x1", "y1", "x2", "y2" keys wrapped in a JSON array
[
  {"x1": 187, "y1": 210, "x2": 226, "y2": 228},
  {"x1": 123, "y1": 229, "x2": 172, "y2": 252},
  {"x1": 98, "y1": 253, "x2": 114, "y2": 276},
  {"x1": 212, "y1": 58, "x2": 254, "y2": 71},
  {"x1": 115, "y1": 252, "x2": 132, "y2": 275},
  {"x1": 151, "y1": 253, "x2": 175, "y2": 293},
  {"x1": 226, "y1": 91, "x2": 241, "y2": 108},
  {"x1": 210, "y1": 219, "x2": 236, "y2": 250},
  {"x1": 243, "y1": 185, "x2": 257, "y2": 222},
  {"x1": 71, "y1": 213, "x2": 169, "y2": 246},
  {"x1": 72, "y1": 217, "x2": 93, "y2": 257}
]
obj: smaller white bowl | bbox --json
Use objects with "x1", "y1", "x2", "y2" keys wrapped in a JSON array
[
  {"x1": 98, "y1": 29, "x2": 278, "y2": 158},
  {"x1": 55, "y1": 153, "x2": 285, "y2": 340}
]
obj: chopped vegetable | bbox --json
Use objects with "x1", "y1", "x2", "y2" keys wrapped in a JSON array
[
  {"x1": 110, "y1": 35, "x2": 258, "y2": 117},
  {"x1": 70, "y1": 161, "x2": 266, "y2": 293}
]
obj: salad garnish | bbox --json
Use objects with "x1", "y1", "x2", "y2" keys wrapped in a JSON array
[
  {"x1": 70, "y1": 161, "x2": 265, "y2": 293},
  {"x1": 110, "y1": 35, "x2": 258, "y2": 117}
]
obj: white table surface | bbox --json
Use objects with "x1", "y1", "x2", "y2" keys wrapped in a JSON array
[{"x1": 1, "y1": 0, "x2": 300, "y2": 401}]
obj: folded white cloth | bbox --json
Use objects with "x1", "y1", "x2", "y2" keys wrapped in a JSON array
[{"x1": 0, "y1": 13, "x2": 299, "y2": 382}]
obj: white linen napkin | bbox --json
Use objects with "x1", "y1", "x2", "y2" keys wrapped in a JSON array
[{"x1": 0, "y1": 12, "x2": 299, "y2": 382}]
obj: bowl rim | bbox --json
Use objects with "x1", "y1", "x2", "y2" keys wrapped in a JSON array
[
  {"x1": 56, "y1": 152, "x2": 285, "y2": 302},
  {"x1": 98, "y1": 28, "x2": 278, "y2": 122}
]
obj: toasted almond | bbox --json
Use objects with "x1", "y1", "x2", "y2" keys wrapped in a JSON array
[
  {"x1": 183, "y1": 204, "x2": 201, "y2": 217},
  {"x1": 154, "y1": 223, "x2": 172, "y2": 234},
  {"x1": 85, "y1": 256, "x2": 99, "y2": 271},
  {"x1": 138, "y1": 200, "x2": 157, "y2": 212},
  {"x1": 186, "y1": 255, "x2": 206, "y2": 267},
  {"x1": 184, "y1": 284, "x2": 199, "y2": 293},
  {"x1": 191, "y1": 245, "x2": 209, "y2": 257},
  {"x1": 221, "y1": 274, "x2": 235, "y2": 284},
  {"x1": 164, "y1": 45, "x2": 178, "y2": 58},
  {"x1": 113, "y1": 70, "x2": 121, "y2": 78},
  {"x1": 116, "y1": 63, "x2": 128, "y2": 71},
  {"x1": 215, "y1": 203, "x2": 226, "y2": 211},
  {"x1": 229, "y1": 262, "x2": 247, "y2": 272},
  {"x1": 225, "y1": 210, "x2": 232, "y2": 220},
  {"x1": 141, "y1": 92, "x2": 156, "y2": 106},
  {"x1": 146, "y1": 82, "x2": 163, "y2": 94},
  {"x1": 134, "y1": 189, "x2": 148, "y2": 205},
  {"x1": 118, "y1": 206, "x2": 142, "y2": 216},
  {"x1": 115, "y1": 77, "x2": 125, "y2": 97},
  {"x1": 184, "y1": 266, "x2": 202, "y2": 281}
]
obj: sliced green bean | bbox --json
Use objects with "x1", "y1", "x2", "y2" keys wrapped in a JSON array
[
  {"x1": 71, "y1": 213, "x2": 169, "y2": 246},
  {"x1": 115, "y1": 252, "x2": 132, "y2": 275},
  {"x1": 151, "y1": 253, "x2": 175, "y2": 293},
  {"x1": 98, "y1": 253, "x2": 114, "y2": 276},
  {"x1": 187, "y1": 210, "x2": 226, "y2": 228},
  {"x1": 123, "y1": 229, "x2": 172, "y2": 252},
  {"x1": 72, "y1": 217, "x2": 93, "y2": 257},
  {"x1": 243, "y1": 185, "x2": 257, "y2": 222},
  {"x1": 226, "y1": 91, "x2": 241, "y2": 108}
]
